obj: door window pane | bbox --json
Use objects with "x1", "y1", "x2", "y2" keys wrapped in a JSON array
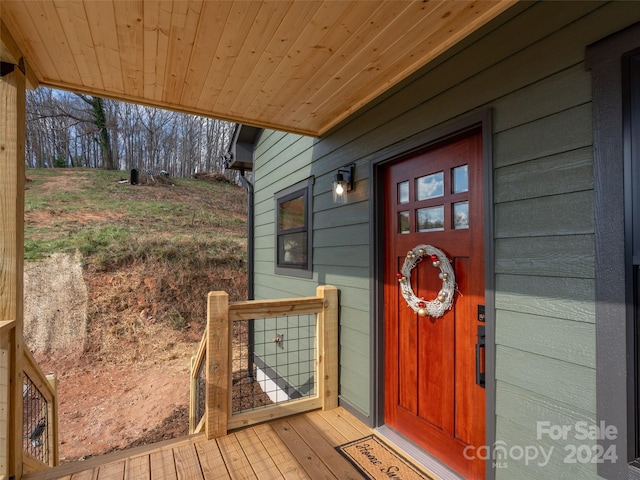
[
  {"x1": 453, "y1": 165, "x2": 468, "y2": 193},
  {"x1": 453, "y1": 201, "x2": 469, "y2": 229},
  {"x1": 417, "y1": 206, "x2": 444, "y2": 232},
  {"x1": 416, "y1": 172, "x2": 444, "y2": 200},
  {"x1": 398, "y1": 211, "x2": 410, "y2": 234},
  {"x1": 398, "y1": 181, "x2": 409, "y2": 204}
]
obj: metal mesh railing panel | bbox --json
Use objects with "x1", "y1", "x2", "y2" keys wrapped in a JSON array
[
  {"x1": 22, "y1": 373, "x2": 49, "y2": 464},
  {"x1": 195, "y1": 357, "x2": 206, "y2": 426},
  {"x1": 232, "y1": 314, "x2": 316, "y2": 414}
]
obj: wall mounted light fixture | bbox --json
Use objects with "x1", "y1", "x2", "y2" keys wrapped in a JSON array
[{"x1": 333, "y1": 164, "x2": 354, "y2": 204}]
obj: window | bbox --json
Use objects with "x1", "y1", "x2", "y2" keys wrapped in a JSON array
[{"x1": 275, "y1": 178, "x2": 313, "y2": 278}]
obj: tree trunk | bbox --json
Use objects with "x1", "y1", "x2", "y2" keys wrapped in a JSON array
[{"x1": 90, "y1": 97, "x2": 115, "y2": 170}]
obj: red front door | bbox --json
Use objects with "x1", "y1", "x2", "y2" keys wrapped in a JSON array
[{"x1": 384, "y1": 130, "x2": 486, "y2": 479}]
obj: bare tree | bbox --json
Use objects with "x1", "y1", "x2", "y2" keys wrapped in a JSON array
[
  {"x1": 74, "y1": 95, "x2": 115, "y2": 170},
  {"x1": 25, "y1": 87, "x2": 235, "y2": 178},
  {"x1": 26, "y1": 89, "x2": 75, "y2": 167}
]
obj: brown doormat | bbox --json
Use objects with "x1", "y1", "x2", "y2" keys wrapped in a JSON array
[{"x1": 336, "y1": 435, "x2": 435, "y2": 480}]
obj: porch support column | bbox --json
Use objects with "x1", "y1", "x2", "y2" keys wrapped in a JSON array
[{"x1": 0, "y1": 55, "x2": 26, "y2": 479}]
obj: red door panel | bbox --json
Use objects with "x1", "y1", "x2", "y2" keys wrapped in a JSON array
[{"x1": 384, "y1": 130, "x2": 485, "y2": 480}]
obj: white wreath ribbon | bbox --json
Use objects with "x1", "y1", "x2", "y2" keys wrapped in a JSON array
[{"x1": 397, "y1": 244, "x2": 456, "y2": 318}]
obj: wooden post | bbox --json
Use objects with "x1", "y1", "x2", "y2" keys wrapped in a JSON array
[
  {"x1": 206, "y1": 292, "x2": 229, "y2": 439},
  {"x1": 0, "y1": 322, "x2": 15, "y2": 479},
  {"x1": 317, "y1": 286, "x2": 338, "y2": 411},
  {"x1": 0, "y1": 52, "x2": 26, "y2": 479},
  {"x1": 46, "y1": 375, "x2": 58, "y2": 467},
  {"x1": 189, "y1": 356, "x2": 196, "y2": 434}
]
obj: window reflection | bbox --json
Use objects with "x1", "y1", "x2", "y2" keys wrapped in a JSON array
[
  {"x1": 278, "y1": 232, "x2": 307, "y2": 265},
  {"x1": 453, "y1": 165, "x2": 468, "y2": 193},
  {"x1": 416, "y1": 172, "x2": 444, "y2": 200},
  {"x1": 278, "y1": 195, "x2": 305, "y2": 230},
  {"x1": 398, "y1": 211, "x2": 410, "y2": 234},
  {"x1": 453, "y1": 201, "x2": 469, "y2": 229},
  {"x1": 398, "y1": 181, "x2": 409, "y2": 204},
  {"x1": 417, "y1": 206, "x2": 444, "y2": 232}
]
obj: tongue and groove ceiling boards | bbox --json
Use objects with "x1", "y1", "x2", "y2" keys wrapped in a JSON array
[{"x1": 1, "y1": 0, "x2": 515, "y2": 136}]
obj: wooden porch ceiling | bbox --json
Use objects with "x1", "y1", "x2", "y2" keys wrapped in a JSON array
[{"x1": 1, "y1": 0, "x2": 514, "y2": 136}]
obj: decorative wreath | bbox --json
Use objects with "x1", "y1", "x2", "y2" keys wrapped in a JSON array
[{"x1": 396, "y1": 244, "x2": 456, "y2": 318}]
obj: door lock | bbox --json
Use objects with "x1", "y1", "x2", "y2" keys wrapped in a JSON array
[{"x1": 478, "y1": 304, "x2": 485, "y2": 322}]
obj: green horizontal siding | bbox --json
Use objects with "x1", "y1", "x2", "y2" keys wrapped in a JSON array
[
  {"x1": 495, "y1": 191, "x2": 594, "y2": 238},
  {"x1": 494, "y1": 104, "x2": 592, "y2": 169},
  {"x1": 493, "y1": 64, "x2": 592, "y2": 133},
  {"x1": 496, "y1": 274, "x2": 595, "y2": 323},
  {"x1": 495, "y1": 381, "x2": 600, "y2": 479},
  {"x1": 495, "y1": 235, "x2": 594, "y2": 279},
  {"x1": 496, "y1": 346, "x2": 596, "y2": 414},
  {"x1": 338, "y1": 341, "x2": 370, "y2": 414},
  {"x1": 494, "y1": 148, "x2": 593, "y2": 203},
  {"x1": 250, "y1": 2, "x2": 640, "y2": 475},
  {"x1": 495, "y1": 416, "x2": 599, "y2": 480},
  {"x1": 496, "y1": 311, "x2": 595, "y2": 368},
  {"x1": 339, "y1": 306, "x2": 371, "y2": 335}
]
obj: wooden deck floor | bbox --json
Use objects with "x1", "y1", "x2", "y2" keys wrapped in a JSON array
[{"x1": 23, "y1": 407, "x2": 435, "y2": 480}]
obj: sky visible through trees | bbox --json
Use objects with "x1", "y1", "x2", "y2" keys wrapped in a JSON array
[{"x1": 25, "y1": 87, "x2": 235, "y2": 178}]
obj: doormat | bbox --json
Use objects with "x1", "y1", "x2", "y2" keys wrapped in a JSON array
[{"x1": 336, "y1": 435, "x2": 434, "y2": 480}]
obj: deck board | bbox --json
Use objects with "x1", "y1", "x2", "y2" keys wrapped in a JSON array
[
  {"x1": 285, "y1": 415, "x2": 362, "y2": 480},
  {"x1": 234, "y1": 429, "x2": 282, "y2": 479},
  {"x1": 270, "y1": 418, "x2": 336, "y2": 480},
  {"x1": 304, "y1": 410, "x2": 350, "y2": 445},
  {"x1": 318, "y1": 408, "x2": 371, "y2": 438},
  {"x1": 218, "y1": 433, "x2": 256, "y2": 479},
  {"x1": 251, "y1": 424, "x2": 308, "y2": 479},
  {"x1": 70, "y1": 471, "x2": 94, "y2": 480},
  {"x1": 97, "y1": 461, "x2": 124, "y2": 480},
  {"x1": 125, "y1": 455, "x2": 150, "y2": 480},
  {"x1": 22, "y1": 407, "x2": 437, "y2": 480},
  {"x1": 173, "y1": 444, "x2": 203, "y2": 480},
  {"x1": 149, "y1": 449, "x2": 177, "y2": 480},
  {"x1": 194, "y1": 440, "x2": 229, "y2": 480}
]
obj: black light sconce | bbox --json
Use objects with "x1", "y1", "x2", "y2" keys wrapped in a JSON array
[{"x1": 333, "y1": 164, "x2": 354, "y2": 204}]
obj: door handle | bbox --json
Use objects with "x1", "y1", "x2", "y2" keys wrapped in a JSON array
[{"x1": 476, "y1": 325, "x2": 486, "y2": 388}]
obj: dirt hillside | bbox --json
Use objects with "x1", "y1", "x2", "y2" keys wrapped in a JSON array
[{"x1": 23, "y1": 169, "x2": 247, "y2": 462}]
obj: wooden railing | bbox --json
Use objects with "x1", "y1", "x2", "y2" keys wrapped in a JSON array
[
  {"x1": 1, "y1": 319, "x2": 58, "y2": 479},
  {"x1": 190, "y1": 286, "x2": 338, "y2": 439},
  {"x1": 22, "y1": 347, "x2": 58, "y2": 473},
  {"x1": 1, "y1": 320, "x2": 16, "y2": 480}
]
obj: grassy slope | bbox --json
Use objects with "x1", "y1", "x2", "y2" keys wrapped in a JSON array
[
  {"x1": 25, "y1": 167, "x2": 248, "y2": 341},
  {"x1": 25, "y1": 169, "x2": 246, "y2": 267},
  {"x1": 24, "y1": 168, "x2": 249, "y2": 460}
]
